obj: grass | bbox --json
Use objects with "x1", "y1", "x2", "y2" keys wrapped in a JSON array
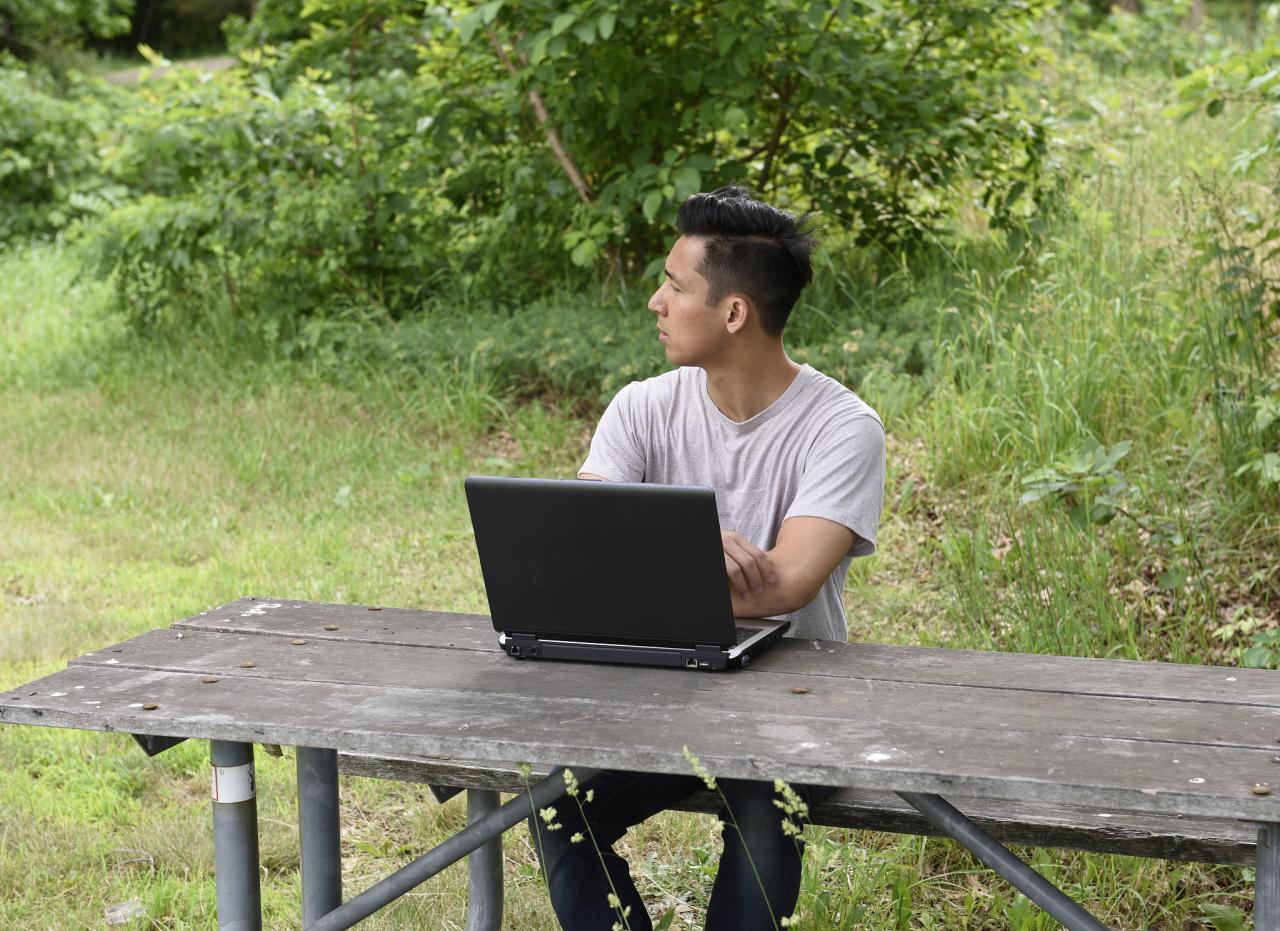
[{"x1": 2, "y1": 38, "x2": 1277, "y2": 931}]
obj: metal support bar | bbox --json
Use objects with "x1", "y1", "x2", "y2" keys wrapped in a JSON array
[
  {"x1": 1257, "y1": 823, "x2": 1280, "y2": 931},
  {"x1": 464, "y1": 789, "x2": 503, "y2": 931},
  {"x1": 898, "y1": 791, "x2": 1110, "y2": 931},
  {"x1": 308, "y1": 766, "x2": 600, "y2": 931},
  {"x1": 297, "y1": 747, "x2": 343, "y2": 927},
  {"x1": 132, "y1": 733, "x2": 187, "y2": 757},
  {"x1": 211, "y1": 741, "x2": 262, "y2": 931}
]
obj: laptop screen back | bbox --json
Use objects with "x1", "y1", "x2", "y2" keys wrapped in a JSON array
[{"x1": 465, "y1": 476, "x2": 737, "y2": 647}]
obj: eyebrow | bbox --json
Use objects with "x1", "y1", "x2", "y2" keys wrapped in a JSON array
[{"x1": 664, "y1": 267, "x2": 685, "y2": 288}]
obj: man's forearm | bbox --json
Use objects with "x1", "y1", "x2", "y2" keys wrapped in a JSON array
[{"x1": 730, "y1": 575, "x2": 806, "y2": 618}]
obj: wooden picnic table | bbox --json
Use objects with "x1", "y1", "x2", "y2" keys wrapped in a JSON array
[{"x1": 2, "y1": 596, "x2": 1279, "y2": 930}]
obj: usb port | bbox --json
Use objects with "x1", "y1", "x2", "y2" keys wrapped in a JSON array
[{"x1": 684, "y1": 658, "x2": 698, "y2": 669}]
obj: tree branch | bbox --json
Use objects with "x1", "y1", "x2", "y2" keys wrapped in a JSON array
[{"x1": 485, "y1": 28, "x2": 595, "y2": 206}]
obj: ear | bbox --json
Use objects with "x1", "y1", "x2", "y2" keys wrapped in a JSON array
[{"x1": 724, "y1": 294, "x2": 753, "y2": 335}]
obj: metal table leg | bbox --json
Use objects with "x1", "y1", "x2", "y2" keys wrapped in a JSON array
[
  {"x1": 1258, "y1": 824, "x2": 1280, "y2": 931},
  {"x1": 465, "y1": 789, "x2": 503, "y2": 931},
  {"x1": 211, "y1": 741, "x2": 262, "y2": 931},
  {"x1": 308, "y1": 766, "x2": 599, "y2": 931},
  {"x1": 298, "y1": 747, "x2": 342, "y2": 926},
  {"x1": 898, "y1": 791, "x2": 1110, "y2": 931}
]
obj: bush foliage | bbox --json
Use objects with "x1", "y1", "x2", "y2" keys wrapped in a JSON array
[
  {"x1": 0, "y1": 0, "x2": 133, "y2": 67},
  {"x1": 79, "y1": 0, "x2": 1055, "y2": 330},
  {"x1": 0, "y1": 63, "x2": 126, "y2": 240}
]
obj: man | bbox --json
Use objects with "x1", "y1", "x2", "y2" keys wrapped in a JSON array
[{"x1": 531, "y1": 186, "x2": 885, "y2": 930}]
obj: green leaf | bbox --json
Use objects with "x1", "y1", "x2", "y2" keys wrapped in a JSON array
[
  {"x1": 598, "y1": 11, "x2": 616, "y2": 40},
  {"x1": 458, "y1": 9, "x2": 481, "y2": 44},
  {"x1": 573, "y1": 19, "x2": 596, "y2": 43},
  {"x1": 672, "y1": 165, "x2": 701, "y2": 199},
  {"x1": 642, "y1": 189, "x2": 664, "y2": 221},
  {"x1": 551, "y1": 12, "x2": 575, "y2": 36},
  {"x1": 480, "y1": 0, "x2": 504, "y2": 25},
  {"x1": 458, "y1": 10, "x2": 483, "y2": 44},
  {"x1": 1206, "y1": 98, "x2": 1224, "y2": 118},
  {"x1": 570, "y1": 238, "x2": 597, "y2": 266}
]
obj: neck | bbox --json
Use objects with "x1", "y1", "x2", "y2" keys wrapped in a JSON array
[{"x1": 702, "y1": 339, "x2": 801, "y2": 423}]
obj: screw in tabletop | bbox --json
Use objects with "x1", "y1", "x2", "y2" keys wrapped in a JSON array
[
  {"x1": 240, "y1": 660, "x2": 256, "y2": 668},
  {"x1": 1252, "y1": 784, "x2": 1272, "y2": 796}
]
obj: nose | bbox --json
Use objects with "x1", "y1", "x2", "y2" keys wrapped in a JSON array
[{"x1": 648, "y1": 285, "x2": 665, "y2": 315}]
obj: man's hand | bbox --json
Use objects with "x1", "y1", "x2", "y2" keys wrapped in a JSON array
[
  {"x1": 721, "y1": 530, "x2": 778, "y2": 598},
  {"x1": 725, "y1": 517, "x2": 856, "y2": 618}
]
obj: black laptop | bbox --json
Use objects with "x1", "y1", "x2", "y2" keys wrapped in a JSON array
[{"x1": 464, "y1": 476, "x2": 790, "y2": 670}]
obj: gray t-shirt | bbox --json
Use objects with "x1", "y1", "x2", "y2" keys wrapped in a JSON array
[{"x1": 580, "y1": 364, "x2": 885, "y2": 641}]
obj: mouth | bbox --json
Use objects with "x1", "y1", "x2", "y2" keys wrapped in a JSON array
[{"x1": 657, "y1": 326, "x2": 668, "y2": 343}]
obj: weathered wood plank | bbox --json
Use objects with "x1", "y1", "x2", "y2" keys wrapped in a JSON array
[
  {"x1": 175, "y1": 598, "x2": 496, "y2": 651},
  {"x1": 69, "y1": 628, "x2": 1280, "y2": 753},
  {"x1": 174, "y1": 598, "x2": 1280, "y2": 707},
  {"x1": 335, "y1": 753, "x2": 1258, "y2": 866},
  {"x1": 4, "y1": 664, "x2": 1280, "y2": 821}
]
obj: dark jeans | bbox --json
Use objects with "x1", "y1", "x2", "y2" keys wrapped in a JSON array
[{"x1": 527, "y1": 769, "x2": 835, "y2": 931}]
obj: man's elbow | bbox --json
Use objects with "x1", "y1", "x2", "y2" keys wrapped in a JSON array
[{"x1": 774, "y1": 575, "x2": 822, "y2": 615}]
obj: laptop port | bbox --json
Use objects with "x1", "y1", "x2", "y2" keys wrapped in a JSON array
[
  {"x1": 684, "y1": 657, "x2": 698, "y2": 669},
  {"x1": 697, "y1": 660, "x2": 711, "y2": 669}
]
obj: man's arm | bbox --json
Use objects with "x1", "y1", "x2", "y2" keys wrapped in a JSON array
[{"x1": 724, "y1": 516, "x2": 854, "y2": 618}]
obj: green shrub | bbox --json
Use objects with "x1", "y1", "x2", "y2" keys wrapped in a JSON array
[
  {"x1": 85, "y1": 59, "x2": 457, "y2": 331},
  {"x1": 0, "y1": 0, "x2": 132, "y2": 70},
  {"x1": 1053, "y1": 0, "x2": 1211, "y2": 77},
  {"x1": 1171, "y1": 34, "x2": 1280, "y2": 497},
  {"x1": 86, "y1": 0, "x2": 1058, "y2": 333},
  {"x1": 0, "y1": 62, "x2": 126, "y2": 241}
]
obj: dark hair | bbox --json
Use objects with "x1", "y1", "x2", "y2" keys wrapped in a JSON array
[{"x1": 675, "y1": 185, "x2": 816, "y2": 335}]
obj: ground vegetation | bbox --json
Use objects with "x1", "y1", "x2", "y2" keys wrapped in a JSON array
[{"x1": 1, "y1": 1, "x2": 1278, "y2": 927}]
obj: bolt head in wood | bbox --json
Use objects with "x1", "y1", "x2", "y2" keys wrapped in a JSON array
[
  {"x1": 324, "y1": 624, "x2": 338, "y2": 631},
  {"x1": 368, "y1": 606, "x2": 382, "y2": 611},
  {"x1": 201, "y1": 676, "x2": 219, "y2": 684},
  {"x1": 240, "y1": 660, "x2": 256, "y2": 668},
  {"x1": 791, "y1": 687, "x2": 809, "y2": 695},
  {"x1": 142, "y1": 703, "x2": 159, "y2": 711},
  {"x1": 1252, "y1": 784, "x2": 1272, "y2": 796},
  {"x1": 291, "y1": 639, "x2": 307, "y2": 645}
]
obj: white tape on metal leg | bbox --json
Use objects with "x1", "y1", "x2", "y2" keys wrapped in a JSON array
[{"x1": 211, "y1": 762, "x2": 256, "y2": 803}]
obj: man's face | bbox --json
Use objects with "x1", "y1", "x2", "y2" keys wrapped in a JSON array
[{"x1": 647, "y1": 236, "x2": 728, "y2": 367}]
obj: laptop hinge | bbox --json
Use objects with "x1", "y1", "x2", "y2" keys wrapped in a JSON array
[
  {"x1": 509, "y1": 632, "x2": 539, "y2": 642},
  {"x1": 694, "y1": 643, "x2": 723, "y2": 652}
]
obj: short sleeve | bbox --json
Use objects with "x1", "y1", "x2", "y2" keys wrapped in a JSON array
[
  {"x1": 784, "y1": 415, "x2": 886, "y2": 557},
  {"x1": 579, "y1": 383, "x2": 648, "y2": 482}
]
